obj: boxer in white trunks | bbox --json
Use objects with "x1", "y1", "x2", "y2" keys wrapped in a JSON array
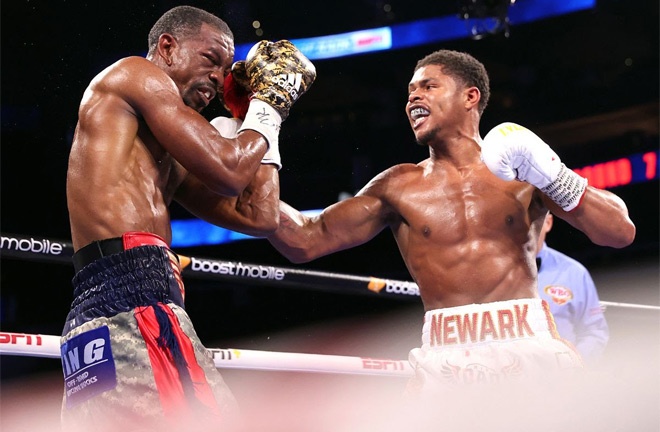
[{"x1": 265, "y1": 49, "x2": 635, "y2": 397}]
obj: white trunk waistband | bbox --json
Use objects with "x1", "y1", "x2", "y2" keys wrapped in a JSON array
[{"x1": 421, "y1": 298, "x2": 558, "y2": 348}]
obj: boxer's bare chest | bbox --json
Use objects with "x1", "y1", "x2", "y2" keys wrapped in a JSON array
[{"x1": 392, "y1": 166, "x2": 534, "y2": 244}]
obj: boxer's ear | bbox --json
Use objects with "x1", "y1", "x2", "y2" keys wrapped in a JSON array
[{"x1": 157, "y1": 33, "x2": 178, "y2": 66}]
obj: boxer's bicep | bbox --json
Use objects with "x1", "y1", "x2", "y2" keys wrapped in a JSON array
[{"x1": 548, "y1": 186, "x2": 635, "y2": 248}]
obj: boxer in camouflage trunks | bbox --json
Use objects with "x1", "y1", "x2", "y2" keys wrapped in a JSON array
[
  {"x1": 61, "y1": 233, "x2": 238, "y2": 430},
  {"x1": 62, "y1": 4, "x2": 315, "y2": 431}
]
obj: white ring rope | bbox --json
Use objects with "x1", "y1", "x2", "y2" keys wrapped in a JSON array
[
  {"x1": 600, "y1": 300, "x2": 660, "y2": 311},
  {"x1": 1, "y1": 233, "x2": 658, "y2": 378},
  {"x1": 0, "y1": 332, "x2": 413, "y2": 377}
]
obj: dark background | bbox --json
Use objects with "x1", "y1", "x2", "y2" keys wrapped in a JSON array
[{"x1": 1, "y1": 0, "x2": 658, "y2": 381}]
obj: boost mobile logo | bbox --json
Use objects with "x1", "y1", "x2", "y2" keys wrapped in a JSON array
[
  {"x1": 274, "y1": 73, "x2": 302, "y2": 100},
  {"x1": 190, "y1": 257, "x2": 285, "y2": 281},
  {"x1": 385, "y1": 280, "x2": 420, "y2": 296},
  {"x1": 368, "y1": 277, "x2": 420, "y2": 296},
  {"x1": 0, "y1": 235, "x2": 65, "y2": 255}
]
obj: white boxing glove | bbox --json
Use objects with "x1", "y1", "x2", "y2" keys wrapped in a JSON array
[
  {"x1": 481, "y1": 122, "x2": 587, "y2": 211},
  {"x1": 481, "y1": 122, "x2": 560, "y2": 186},
  {"x1": 211, "y1": 114, "x2": 281, "y2": 170}
]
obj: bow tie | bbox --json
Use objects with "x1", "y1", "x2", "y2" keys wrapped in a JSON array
[{"x1": 536, "y1": 257, "x2": 542, "y2": 271}]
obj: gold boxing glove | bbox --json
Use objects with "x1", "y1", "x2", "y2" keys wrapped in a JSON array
[{"x1": 243, "y1": 40, "x2": 316, "y2": 120}]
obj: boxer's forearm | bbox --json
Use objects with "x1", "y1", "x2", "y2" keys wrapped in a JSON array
[
  {"x1": 555, "y1": 187, "x2": 635, "y2": 248},
  {"x1": 268, "y1": 201, "x2": 319, "y2": 263}
]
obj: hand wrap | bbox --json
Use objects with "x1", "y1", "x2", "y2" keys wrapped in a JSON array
[{"x1": 212, "y1": 115, "x2": 281, "y2": 170}]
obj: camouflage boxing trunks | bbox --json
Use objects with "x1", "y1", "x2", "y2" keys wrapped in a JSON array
[{"x1": 60, "y1": 232, "x2": 239, "y2": 431}]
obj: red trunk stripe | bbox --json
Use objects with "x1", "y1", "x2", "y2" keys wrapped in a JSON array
[{"x1": 135, "y1": 304, "x2": 220, "y2": 418}]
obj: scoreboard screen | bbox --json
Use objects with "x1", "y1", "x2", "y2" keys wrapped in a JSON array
[{"x1": 573, "y1": 150, "x2": 659, "y2": 189}]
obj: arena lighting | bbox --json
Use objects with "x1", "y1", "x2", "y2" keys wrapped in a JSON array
[
  {"x1": 234, "y1": 0, "x2": 595, "y2": 60},
  {"x1": 170, "y1": 150, "x2": 659, "y2": 248},
  {"x1": 459, "y1": 0, "x2": 515, "y2": 39},
  {"x1": 459, "y1": 0, "x2": 515, "y2": 19}
]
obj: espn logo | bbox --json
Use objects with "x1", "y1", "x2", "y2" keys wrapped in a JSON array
[{"x1": 274, "y1": 73, "x2": 302, "y2": 100}]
